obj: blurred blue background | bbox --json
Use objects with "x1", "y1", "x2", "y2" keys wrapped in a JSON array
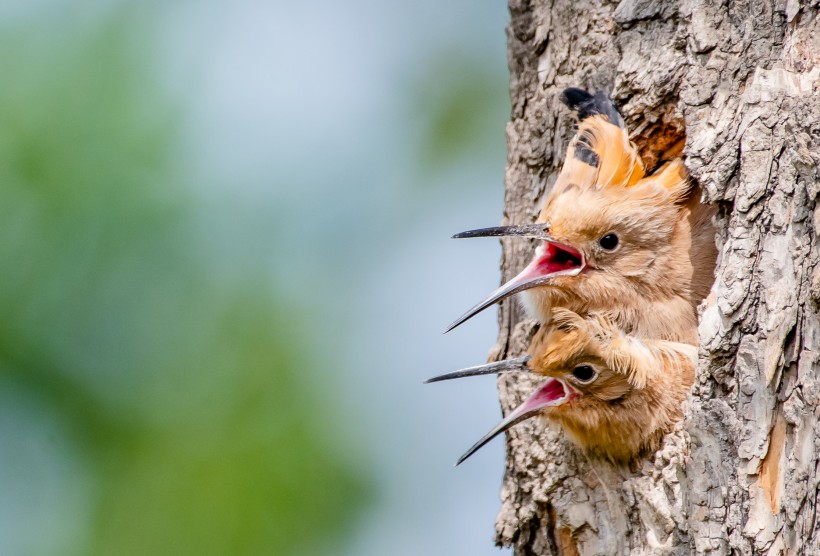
[{"x1": 0, "y1": 1, "x2": 511, "y2": 554}]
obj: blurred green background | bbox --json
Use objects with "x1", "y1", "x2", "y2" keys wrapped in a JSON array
[{"x1": 0, "y1": 1, "x2": 509, "y2": 555}]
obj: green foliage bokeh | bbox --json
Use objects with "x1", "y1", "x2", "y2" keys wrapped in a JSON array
[{"x1": 0, "y1": 13, "x2": 370, "y2": 556}]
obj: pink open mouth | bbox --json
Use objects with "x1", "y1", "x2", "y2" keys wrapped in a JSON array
[
  {"x1": 455, "y1": 377, "x2": 572, "y2": 465},
  {"x1": 519, "y1": 377, "x2": 572, "y2": 410},
  {"x1": 530, "y1": 241, "x2": 585, "y2": 276},
  {"x1": 446, "y1": 239, "x2": 585, "y2": 333}
]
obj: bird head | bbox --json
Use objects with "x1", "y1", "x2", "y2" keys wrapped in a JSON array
[
  {"x1": 428, "y1": 308, "x2": 696, "y2": 464},
  {"x1": 446, "y1": 89, "x2": 694, "y2": 332}
]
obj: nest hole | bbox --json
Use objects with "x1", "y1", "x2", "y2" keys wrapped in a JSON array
[{"x1": 625, "y1": 104, "x2": 688, "y2": 173}]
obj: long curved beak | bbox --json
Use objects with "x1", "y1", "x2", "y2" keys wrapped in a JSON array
[
  {"x1": 445, "y1": 239, "x2": 585, "y2": 333},
  {"x1": 452, "y1": 224, "x2": 552, "y2": 240},
  {"x1": 455, "y1": 377, "x2": 571, "y2": 466},
  {"x1": 423, "y1": 356, "x2": 531, "y2": 384}
]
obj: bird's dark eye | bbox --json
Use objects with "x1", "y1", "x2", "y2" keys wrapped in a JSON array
[
  {"x1": 598, "y1": 233, "x2": 619, "y2": 250},
  {"x1": 572, "y1": 364, "x2": 597, "y2": 383}
]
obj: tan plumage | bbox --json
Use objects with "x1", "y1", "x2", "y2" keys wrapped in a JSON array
[
  {"x1": 448, "y1": 90, "x2": 717, "y2": 342},
  {"x1": 520, "y1": 98, "x2": 717, "y2": 344},
  {"x1": 507, "y1": 102, "x2": 714, "y2": 460},
  {"x1": 552, "y1": 115, "x2": 645, "y2": 194},
  {"x1": 440, "y1": 89, "x2": 717, "y2": 466},
  {"x1": 528, "y1": 308, "x2": 696, "y2": 463}
]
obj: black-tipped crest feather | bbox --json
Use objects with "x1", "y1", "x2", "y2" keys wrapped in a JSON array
[{"x1": 560, "y1": 88, "x2": 624, "y2": 128}]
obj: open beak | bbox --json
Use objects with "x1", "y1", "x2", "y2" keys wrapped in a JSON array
[
  {"x1": 455, "y1": 377, "x2": 571, "y2": 466},
  {"x1": 445, "y1": 230, "x2": 585, "y2": 333},
  {"x1": 452, "y1": 224, "x2": 553, "y2": 240},
  {"x1": 424, "y1": 356, "x2": 531, "y2": 384}
]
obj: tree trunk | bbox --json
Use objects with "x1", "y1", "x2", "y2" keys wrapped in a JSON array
[{"x1": 494, "y1": 1, "x2": 820, "y2": 554}]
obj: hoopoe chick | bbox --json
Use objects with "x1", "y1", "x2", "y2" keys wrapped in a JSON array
[
  {"x1": 446, "y1": 89, "x2": 717, "y2": 344},
  {"x1": 429, "y1": 308, "x2": 697, "y2": 464}
]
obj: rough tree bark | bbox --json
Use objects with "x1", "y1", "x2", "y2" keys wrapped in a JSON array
[{"x1": 493, "y1": 1, "x2": 820, "y2": 554}]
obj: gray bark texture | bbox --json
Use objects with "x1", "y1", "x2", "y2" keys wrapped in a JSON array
[{"x1": 494, "y1": 0, "x2": 820, "y2": 554}]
